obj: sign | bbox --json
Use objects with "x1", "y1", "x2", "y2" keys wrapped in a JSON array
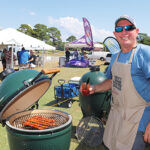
[{"x1": 82, "y1": 17, "x2": 93, "y2": 48}]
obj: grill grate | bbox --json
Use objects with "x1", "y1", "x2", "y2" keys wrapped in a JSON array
[
  {"x1": 12, "y1": 112, "x2": 69, "y2": 130},
  {"x1": 76, "y1": 116, "x2": 104, "y2": 147}
]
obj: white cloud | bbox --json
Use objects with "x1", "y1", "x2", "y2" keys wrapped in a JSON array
[
  {"x1": 0, "y1": 26, "x2": 3, "y2": 30},
  {"x1": 48, "y1": 16, "x2": 113, "y2": 42},
  {"x1": 29, "y1": 11, "x2": 36, "y2": 16},
  {"x1": 92, "y1": 26, "x2": 113, "y2": 42},
  {"x1": 48, "y1": 16, "x2": 84, "y2": 38}
]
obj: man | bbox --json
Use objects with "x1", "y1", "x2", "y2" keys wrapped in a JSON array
[
  {"x1": 80, "y1": 15, "x2": 150, "y2": 150},
  {"x1": 28, "y1": 50, "x2": 36, "y2": 69},
  {"x1": 1, "y1": 48, "x2": 7, "y2": 70},
  {"x1": 65, "y1": 48, "x2": 70, "y2": 62},
  {"x1": 5, "y1": 47, "x2": 16, "y2": 69},
  {"x1": 73, "y1": 49, "x2": 78, "y2": 59},
  {"x1": 18, "y1": 47, "x2": 30, "y2": 68}
]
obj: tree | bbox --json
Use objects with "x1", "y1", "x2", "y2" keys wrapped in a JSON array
[
  {"x1": 47, "y1": 27, "x2": 62, "y2": 46},
  {"x1": 138, "y1": 33, "x2": 150, "y2": 45},
  {"x1": 56, "y1": 41, "x2": 65, "y2": 51},
  {"x1": 18, "y1": 24, "x2": 33, "y2": 36},
  {"x1": 18, "y1": 24, "x2": 64, "y2": 49},
  {"x1": 33, "y1": 24, "x2": 49, "y2": 42},
  {"x1": 66, "y1": 35, "x2": 76, "y2": 42}
]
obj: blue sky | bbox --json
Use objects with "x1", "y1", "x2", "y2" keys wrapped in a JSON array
[{"x1": 0, "y1": 0, "x2": 150, "y2": 42}]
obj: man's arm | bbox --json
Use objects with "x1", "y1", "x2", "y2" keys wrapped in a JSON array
[
  {"x1": 89, "y1": 79, "x2": 112, "y2": 94},
  {"x1": 80, "y1": 79, "x2": 112, "y2": 95}
]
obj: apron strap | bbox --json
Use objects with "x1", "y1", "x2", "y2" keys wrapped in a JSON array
[{"x1": 128, "y1": 47, "x2": 137, "y2": 64}]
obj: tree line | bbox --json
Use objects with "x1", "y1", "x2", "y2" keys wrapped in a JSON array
[
  {"x1": 137, "y1": 33, "x2": 150, "y2": 45},
  {"x1": 17, "y1": 24, "x2": 150, "y2": 50}
]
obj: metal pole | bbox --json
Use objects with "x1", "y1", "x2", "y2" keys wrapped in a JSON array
[
  {"x1": 42, "y1": 47, "x2": 45, "y2": 68},
  {"x1": 11, "y1": 46, "x2": 14, "y2": 68}
]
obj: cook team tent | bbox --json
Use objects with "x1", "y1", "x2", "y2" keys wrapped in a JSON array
[
  {"x1": 0, "y1": 28, "x2": 56, "y2": 50},
  {"x1": 65, "y1": 35, "x2": 103, "y2": 49},
  {"x1": 64, "y1": 35, "x2": 104, "y2": 68}
]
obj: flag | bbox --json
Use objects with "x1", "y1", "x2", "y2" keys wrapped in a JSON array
[{"x1": 82, "y1": 17, "x2": 93, "y2": 47}]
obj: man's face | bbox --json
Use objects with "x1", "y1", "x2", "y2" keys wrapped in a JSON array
[{"x1": 113, "y1": 20, "x2": 139, "y2": 50}]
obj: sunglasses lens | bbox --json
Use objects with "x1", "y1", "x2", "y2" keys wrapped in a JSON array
[
  {"x1": 125, "y1": 25, "x2": 135, "y2": 31},
  {"x1": 115, "y1": 26, "x2": 123, "y2": 32},
  {"x1": 115, "y1": 25, "x2": 135, "y2": 32}
]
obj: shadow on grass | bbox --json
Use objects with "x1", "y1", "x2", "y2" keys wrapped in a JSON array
[
  {"x1": 43, "y1": 99, "x2": 57, "y2": 106},
  {"x1": 43, "y1": 99, "x2": 76, "y2": 108}
]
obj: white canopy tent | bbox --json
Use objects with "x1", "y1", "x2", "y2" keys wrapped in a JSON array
[
  {"x1": 0, "y1": 28, "x2": 56, "y2": 69},
  {"x1": 0, "y1": 28, "x2": 56, "y2": 50}
]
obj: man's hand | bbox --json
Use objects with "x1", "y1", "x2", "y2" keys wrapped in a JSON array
[
  {"x1": 80, "y1": 82, "x2": 90, "y2": 96},
  {"x1": 144, "y1": 122, "x2": 150, "y2": 143},
  {"x1": 79, "y1": 83, "x2": 95, "y2": 96},
  {"x1": 79, "y1": 79, "x2": 112, "y2": 96}
]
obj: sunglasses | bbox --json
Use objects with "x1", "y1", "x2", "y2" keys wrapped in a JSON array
[{"x1": 115, "y1": 25, "x2": 136, "y2": 32}]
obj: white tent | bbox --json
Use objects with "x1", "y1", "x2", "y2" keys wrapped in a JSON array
[{"x1": 0, "y1": 28, "x2": 56, "y2": 50}]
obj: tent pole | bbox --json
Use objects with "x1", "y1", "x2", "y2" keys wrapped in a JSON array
[
  {"x1": 11, "y1": 45, "x2": 14, "y2": 69},
  {"x1": 42, "y1": 47, "x2": 44, "y2": 68}
]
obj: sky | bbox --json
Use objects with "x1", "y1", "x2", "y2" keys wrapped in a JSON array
[{"x1": 0, "y1": 0, "x2": 150, "y2": 42}]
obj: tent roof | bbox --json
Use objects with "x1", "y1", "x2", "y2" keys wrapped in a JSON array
[
  {"x1": 0, "y1": 28, "x2": 56, "y2": 50},
  {"x1": 65, "y1": 35, "x2": 104, "y2": 48}
]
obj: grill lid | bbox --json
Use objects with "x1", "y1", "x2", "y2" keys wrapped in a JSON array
[{"x1": 0, "y1": 69, "x2": 59, "y2": 121}]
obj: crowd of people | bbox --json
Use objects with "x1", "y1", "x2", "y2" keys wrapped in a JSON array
[
  {"x1": 1, "y1": 47, "x2": 37, "y2": 71},
  {"x1": 65, "y1": 48, "x2": 87, "y2": 62}
]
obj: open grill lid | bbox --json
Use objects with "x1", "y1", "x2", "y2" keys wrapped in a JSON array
[{"x1": 0, "y1": 69, "x2": 60, "y2": 121}]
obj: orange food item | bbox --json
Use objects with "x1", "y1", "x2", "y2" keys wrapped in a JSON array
[{"x1": 23, "y1": 116, "x2": 56, "y2": 130}]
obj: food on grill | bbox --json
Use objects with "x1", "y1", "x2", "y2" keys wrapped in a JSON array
[{"x1": 23, "y1": 116, "x2": 56, "y2": 130}]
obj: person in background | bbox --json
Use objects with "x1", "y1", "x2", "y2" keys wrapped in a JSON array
[
  {"x1": 18, "y1": 47, "x2": 30, "y2": 68},
  {"x1": 1, "y1": 48, "x2": 7, "y2": 70},
  {"x1": 17, "y1": 50, "x2": 21, "y2": 66},
  {"x1": 80, "y1": 49, "x2": 84, "y2": 56},
  {"x1": 5, "y1": 47, "x2": 16, "y2": 69},
  {"x1": 80, "y1": 15, "x2": 150, "y2": 150},
  {"x1": 80, "y1": 49, "x2": 87, "y2": 59},
  {"x1": 65, "y1": 48, "x2": 70, "y2": 62},
  {"x1": 73, "y1": 49, "x2": 78, "y2": 59},
  {"x1": 28, "y1": 50, "x2": 36, "y2": 69}
]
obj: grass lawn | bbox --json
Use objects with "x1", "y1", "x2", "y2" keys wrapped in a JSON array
[{"x1": 0, "y1": 51, "x2": 150, "y2": 150}]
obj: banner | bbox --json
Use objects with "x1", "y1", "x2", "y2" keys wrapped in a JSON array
[{"x1": 82, "y1": 17, "x2": 93, "y2": 48}]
